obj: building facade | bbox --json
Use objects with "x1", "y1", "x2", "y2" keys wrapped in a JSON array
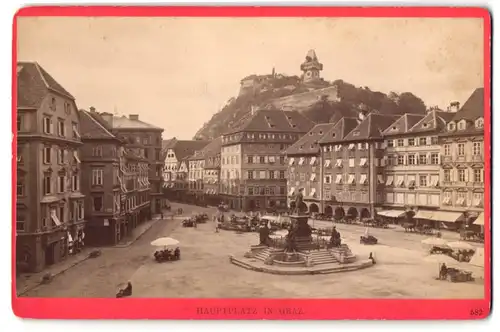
[
  {"x1": 220, "y1": 108, "x2": 314, "y2": 211},
  {"x1": 188, "y1": 151, "x2": 205, "y2": 203},
  {"x1": 202, "y1": 137, "x2": 223, "y2": 205},
  {"x1": 319, "y1": 114, "x2": 399, "y2": 219},
  {"x1": 16, "y1": 62, "x2": 85, "y2": 272},
  {"x1": 439, "y1": 88, "x2": 486, "y2": 227},
  {"x1": 285, "y1": 123, "x2": 335, "y2": 214}
]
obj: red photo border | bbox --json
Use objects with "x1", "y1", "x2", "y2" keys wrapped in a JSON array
[{"x1": 11, "y1": 6, "x2": 491, "y2": 320}]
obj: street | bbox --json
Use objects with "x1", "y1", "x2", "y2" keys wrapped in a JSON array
[{"x1": 22, "y1": 203, "x2": 485, "y2": 299}]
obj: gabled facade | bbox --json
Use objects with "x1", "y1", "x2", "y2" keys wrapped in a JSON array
[
  {"x1": 285, "y1": 123, "x2": 335, "y2": 213},
  {"x1": 438, "y1": 88, "x2": 486, "y2": 224},
  {"x1": 202, "y1": 136, "x2": 223, "y2": 205},
  {"x1": 221, "y1": 107, "x2": 315, "y2": 211},
  {"x1": 16, "y1": 62, "x2": 85, "y2": 272}
]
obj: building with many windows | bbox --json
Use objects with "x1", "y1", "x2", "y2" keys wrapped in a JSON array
[
  {"x1": 285, "y1": 123, "x2": 335, "y2": 213},
  {"x1": 439, "y1": 88, "x2": 486, "y2": 226},
  {"x1": 16, "y1": 62, "x2": 85, "y2": 272},
  {"x1": 202, "y1": 137, "x2": 223, "y2": 206},
  {"x1": 319, "y1": 114, "x2": 399, "y2": 219},
  {"x1": 379, "y1": 111, "x2": 455, "y2": 223},
  {"x1": 188, "y1": 150, "x2": 205, "y2": 203},
  {"x1": 220, "y1": 107, "x2": 314, "y2": 211}
]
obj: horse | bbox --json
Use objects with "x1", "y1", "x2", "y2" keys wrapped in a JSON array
[{"x1": 402, "y1": 222, "x2": 416, "y2": 232}]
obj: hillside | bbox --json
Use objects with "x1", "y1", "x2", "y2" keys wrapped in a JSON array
[{"x1": 193, "y1": 77, "x2": 427, "y2": 140}]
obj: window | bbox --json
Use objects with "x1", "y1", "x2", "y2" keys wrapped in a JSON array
[
  {"x1": 475, "y1": 118, "x2": 484, "y2": 129},
  {"x1": 57, "y1": 119, "x2": 65, "y2": 136},
  {"x1": 77, "y1": 201, "x2": 84, "y2": 220},
  {"x1": 248, "y1": 187, "x2": 254, "y2": 195},
  {"x1": 348, "y1": 158, "x2": 355, "y2": 168},
  {"x1": 17, "y1": 114, "x2": 24, "y2": 132},
  {"x1": 279, "y1": 171, "x2": 285, "y2": 179},
  {"x1": 64, "y1": 102, "x2": 71, "y2": 114},
  {"x1": 17, "y1": 178, "x2": 24, "y2": 196},
  {"x1": 324, "y1": 175, "x2": 332, "y2": 184},
  {"x1": 247, "y1": 155, "x2": 253, "y2": 164},
  {"x1": 473, "y1": 142, "x2": 482, "y2": 156},
  {"x1": 58, "y1": 175, "x2": 65, "y2": 193},
  {"x1": 397, "y1": 139, "x2": 404, "y2": 147},
  {"x1": 59, "y1": 206, "x2": 65, "y2": 223},
  {"x1": 50, "y1": 97, "x2": 57, "y2": 111},
  {"x1": 458, "y1": 143, "x2": 465, "y2": 156},
  {"x1": 448, "y1": 122, "x2": 456, "y2": 131},
  {"x1": 444, "y1": 145, "x2": 451, "y2": 156},
  {"x1": 43, "y1": 175, "x2": 51, "y2": 195},
  {"x1": 419, "y1": 137, "x2": 427, "y2": 146},
  {"x1": 430, "y1": 153, "x2": 439, "y2": 165},
  {"x1": 93, "y1": 146, "x2": 103, "y2": 157},
  {"x1": 260, "y1": 156, "x2": 265, "y2": 164},
  {"x1": 444, "y1": 169, "x2": 451, "y2": 182},
  {"x1": 419, "y1": 175, "x2": 427, "y2": 187},
  {"x1": 458, "y1": 169, "x2": 466, "y2": 182},
  {"x1": 431, "y1": 137, "x2": 438, "y2": 145},
  {"x1": 279, "y1": 187, "x2": 286, "y2": 195},
  {"x1": 43, "y1": 117, "x2": 52, "y2": 134},
  {"x1": 71, "y1": 175, "x2": 79, "y2": 191},
  {"x1": 247, "y1": 171, "x2": 254, "y2": 179},
  {"x1": 408, "y1": 154, "x2": 416, "y2": 165},
  {"x1": 397, "y1": 155, "x2": 404, "y2": 165},
  {"x1": 387, "y1": 140, "x2": 394, "y2": 147},
  {"x1": 408, "y1": 138, "x2": 415, "y2": 146},
  {"x1": 57, "y1": 149, "x2": 65, "y2": 164},
  {"x1": 418, "y1": 154, "x2": 427, "y2": 165},
  {"x1": 259, "y1": 170, "x2": 266, "y2": 179},
  {"x1": 43, "y1": 146, "x2": 51, "y2": 164},
  {"x1": 458, "y1": 121, "x2": 466, "y2": 130},
  {"x1": 72, "y1": 123, "x2": 81, "y2": 139},
  {"x1": 17, "y1": 146, "x2": 24, "y2": 164},
  {"x1": 269, "y1": 171, "x2": 275, "y2": 179},
  {"x1": 16, "y1": 210, "x2": 26, "y2": 232},
  {"x1": 92, "y1": 169, "x2": 104, "y2": 186},
  {"x1": 155, "y1": 149, "x2": 161, "y2": 161},
  {"x1": 474, "y1": 169, "x2": 483, "y2": 183},
  {"x1": 144, "y1": 148, "x2": 149, "y2": 159},
  {"x1": 279, "y1": 156, "x2": 285, "y2": 165},
  {"x1": 93, "y1": 196, "x2": 103, "y2": 211}
]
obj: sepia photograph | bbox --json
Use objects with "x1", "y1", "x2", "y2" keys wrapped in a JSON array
[{"x1": 13, "y1": 11, "x2": 489, "y2": 310}]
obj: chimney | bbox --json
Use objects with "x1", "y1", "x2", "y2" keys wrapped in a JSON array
[
  {"x1": 129, "y1": 114, "x2": 139, "y2": 121},
  {"x1": 448, "y1": 101, "x2": 460, "y2": 113},
  {"x1": 89, "y1": 106, "x2": 96, "y2": 113},
  {"x1": 100, "y1": 112, "x2": 114, "y2": 127}
]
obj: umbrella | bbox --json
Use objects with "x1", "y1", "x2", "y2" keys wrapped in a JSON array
[
  {"x1": 447, "y1": 241, "x2": 476, "y2": 251},
  {"x1": 421, "y1": 237, "x2": 449, "y2": 247},
  {"x1": 150, "y1": 237, "x2": 179, "y2": 247}
]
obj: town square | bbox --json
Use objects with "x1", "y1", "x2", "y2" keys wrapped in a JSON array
[{"x1": 15, "y1": 17, "x2": 487, "y2": 300}]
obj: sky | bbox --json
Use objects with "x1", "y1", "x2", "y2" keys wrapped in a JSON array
[{"x1": 17, "y1": 17, "x2": 484, "y2": 139}]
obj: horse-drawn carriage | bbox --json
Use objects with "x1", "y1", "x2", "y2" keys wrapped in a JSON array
[
  {"x1": 194, "y1": 213, "x2": 209, "y2": 223},
  {"x1": 460, "y1": 229, "x2": 484, "y2": 243},
  {"x1": 182, "y1": 218, "x2": 195, "y2": 227},
  {"x1": 360, "y1": 235, "x2": 378, "y2": 245},
  {"x1": 361, "y1": 218, "x2": 389, "y2": 229},
  {"x1": 402, "y1": 222, "x2": 435, "y2": 235},
  {"x1": 438, "y1": 265, "x2": 474, "y2": 283}
]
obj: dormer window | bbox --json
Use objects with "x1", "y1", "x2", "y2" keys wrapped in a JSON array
[
  {"x1": 319, "y1": 131, "x2": 323, "y2": 135},
  {"x1": 332, "y1": 133, "x2": 336, "y2": 137},
  {"x1": 458, "y1": 120, "x2": 466, "y2": 130},
  {"x1": 475, "y1": 117, "x2": 484, "y2": 129},
  {"x1": 391, "y1": 126, "x2": 397, "y2": 130},
  {"x1": 422, "y1": 123, "x2": 428, "y2": 128},
  {"x1": 447, "y1": 122, "x2": 456, "y2": 131}
]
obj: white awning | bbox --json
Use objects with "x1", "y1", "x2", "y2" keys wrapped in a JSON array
[
  {"x1": 335, "y1": 145, "x2": 342, "y2": 151},
  {"x1": 289, "y1": 187, "x2": 295, "y2": 195},
  {"x1": 348, "y1": 175, "x2": 355, "y2": 184},
  {"x1": 377, "y1": 210, "x2": 405, "y2": 218},
  {"x1": 298, "y1": 157, "x2": 305, "y2": 165},
  {"x1": 335, "y1": 159, "x2": 342, "y2": 167},
  {"x1": 377, "y1": 175, "x2": 384, "y2": 184},
  {"x1": 50, "y1": 209, "x2": 61, "y2": 226},
  {"x1": 414, "y1": 210, "x2": 435, "y2": 219},
  {"x1": 432, "y1": 211, "x2": 464, "y2": 223},
  {"x1": 335, "y1": 174, "x2": 342, "y2": 184},
  {"x1": 408, "y1": 180, "x2": 415, "y2": 187},
  {"x1": 288, "y1": 158, "x2": 295, "y2": 166},
  {"x1": 310, "y1": 157, "x2": 317, "y2": 165},
  {"x1": 310, "y1": 173, "x2": 316, "y2": 181},
  {"x1": 73, "y1": 151, "x2": 81, "y2": 163},
  {"x1": 474, "y1": 198, "x2": 483, "y2": 207},
  {"x1": 72, "y1": 124, "x2": 81, "y2": 139},
  {"x1": 430, "y1": 177, "x2": 439, "y2": 187},
  {"x1": 359, "y1": 158, "x2": 367, "y2": 167},
  {"x1": 348, "y1": 144, "x2": 355, "y2": 150},
  {"x1": 324, "y1": 159, "x2": 331, "y2": 168},
  {"x1": 360, "y1": 174, "x2": 368, "y2": 184},
  {"x1": 474, "y1": 212, "x2": 485, "y2": 226},
  {"x1": 386, "y1": 176, "x2": 394, "y2": 186}
]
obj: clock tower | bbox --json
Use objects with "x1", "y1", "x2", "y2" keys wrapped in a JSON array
[{"x1": 300, "y1": 49, "x2": 323, "y2": 84}]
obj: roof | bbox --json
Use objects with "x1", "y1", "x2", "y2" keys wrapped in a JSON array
[
  {"x1": 167, "y1": 140, "x2": 210, "y2": 161},
  {"x1": 382, "y1": 113, "x2": 425, "y2": 136},
  {"x1": 318, "y1": 117, "x2": 360, "y2": 144},
  {"x1": 285, "y1": 123, "x2": 335, "y2": 155},
  {"x1": 343, "y1": 113, "x2": 400, "y2": 142},
  {"x1": 162, "y1": 138, "x2": 177, "y2": 150},
  {"x1": 407, "y1": 110, "x2": 456, "y2": 134},
  {"x1": 227, "y1": 109, "x2": 315, "y2": 135},
  {"x1": 79, "y1": 110, "x2": 117, "y2": 140},
  {"x1": 202, "y1": 136, "x2": 223, "y2": 158},
  {"x1": 112, "y1": 115, "x2": 163, "y2": 131},
  {"x1": 17, "y1": 61, "x2": 74, "y2": 108},
  {"x1": 451, "y1": 88, "x2": 485, "y2": 122}
]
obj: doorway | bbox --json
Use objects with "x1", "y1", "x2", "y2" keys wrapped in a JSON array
[{"x1": 45, "y1": 242, "x2": 55, "y2": 266}]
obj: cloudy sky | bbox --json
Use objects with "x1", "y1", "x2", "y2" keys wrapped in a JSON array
[{"x1": 17, "y1": 17, "x2": 484, "y2": 139}]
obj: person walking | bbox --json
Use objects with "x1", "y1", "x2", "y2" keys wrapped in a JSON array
[{"x1": 215, "y1": 218, "x2": 220, "y2": 233}]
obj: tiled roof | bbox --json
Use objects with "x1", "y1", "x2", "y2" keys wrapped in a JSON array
[
  {"x1": 343, "y1": 113, "x2": 400, "y2": 142},
  {"x1": 112, "y1": 115, "x2": 163, "y2": 130},
  {"x1": 162, "y1": 138, "x2": 177, "y2": 150},
  {"x1": 451, "y1": 88, "x2": 485, "y2": 122},
  {"x1": 202, "y1": 136, "x2": 223, "y2": 158},
  {"x1": 318, "y1": 117, "x2": 360, "y2": 144},
  {"x1": 407, "y1": 110, "x2": 455, "y2": 134},
  {"x1": 227, "y1": 108, "x2": 315, "y2": 135},
  {"x1": 79, "y1": 110, "x2": 116, "y2": 140},
  {"x1": 17, "y1": 61, "x2": 74, "y2": 108},
  {"x1": 382, "y1": 113, "x2": 425, "y2": 136},
  {"x1": 169, "y1": 140, "x2": 210, "y2": 161},
  {"x1": 285, "y1": 123, "x2": 335, "y2": 155}
]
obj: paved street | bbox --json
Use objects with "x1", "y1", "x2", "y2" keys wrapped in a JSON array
[{"x1": 22, "y1": 203, "x2": 485, "y2": 299}]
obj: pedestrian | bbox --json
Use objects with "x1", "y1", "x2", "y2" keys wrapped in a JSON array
[
  {"x1": 215, "y1": 219, "x2": 220, "y2": 233},
  {"x1": 161, "y1": 212, "x2": 164, "y2": 220}
]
